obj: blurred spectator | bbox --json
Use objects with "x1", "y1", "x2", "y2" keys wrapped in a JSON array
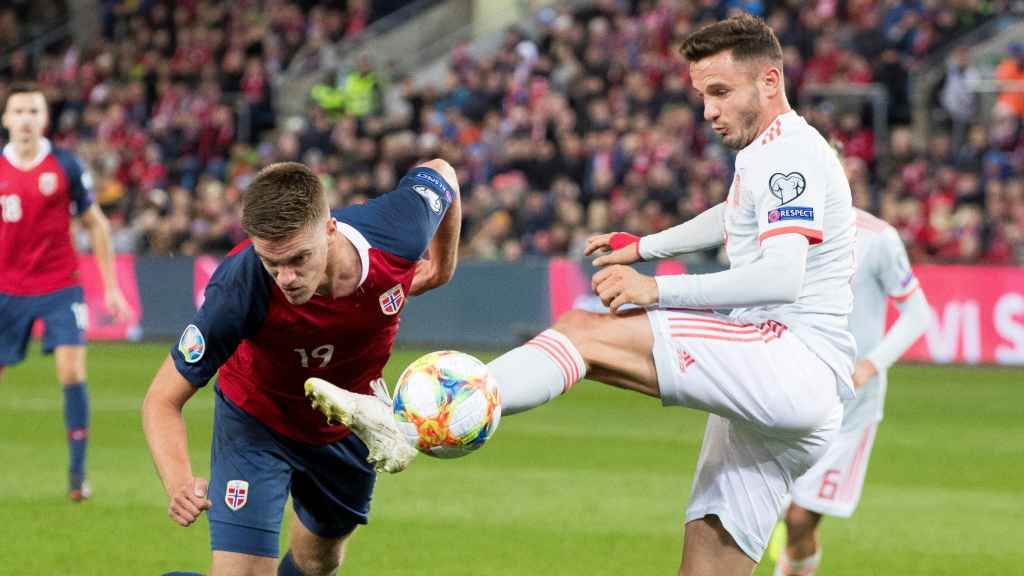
[
  {"x1": 994, "y1": 42, "x2": 1024, "y2": 118},
  {"x1": 939, "y1": 46, "x2": 981, "y2": 149},
  {"x1": 312, "y1": 54, "x2": 381, "y2": 119}
]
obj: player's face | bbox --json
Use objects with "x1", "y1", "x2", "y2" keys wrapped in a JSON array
[
  {"x1": 251, "y1": 219, "x2": 330, "y2": 305},
  {"x1": 2, "y1": 92, "x2": 48, "y2": 145},
  {"x1": 690, "y1": 51, "x2": 765, "y2": 150}
]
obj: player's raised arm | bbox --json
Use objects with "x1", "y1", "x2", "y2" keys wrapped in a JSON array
[
  {"x1": 141, "y1": 355, "x2": 212, "y2": 527},
  {"x1": 588, "y1": 203, "x2": 726, "y2": 267},
  {"x1": 593, "y1": 232, "x2": 808, "y2": 313},
  {"x1": 409, "y1": 158, "x2": 461, "y2": 295}
]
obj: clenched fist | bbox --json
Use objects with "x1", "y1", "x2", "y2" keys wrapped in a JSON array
[{"x1": 167, "y1": 477, "x2": 212, "y2": 527}]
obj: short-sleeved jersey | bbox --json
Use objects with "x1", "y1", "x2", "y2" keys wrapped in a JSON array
[
  {"x1": 722, "y1": 111, "x2": 857, "y2": 399},
  {"x1": 170, "y1": 167, "x2": 454, "y2": 445},
  {"x1": 0, "y1": 139, "x2": 95, "y2": 296},
  {"x1": 842, "y1": 209, "x2": 920, "y2": 429}
]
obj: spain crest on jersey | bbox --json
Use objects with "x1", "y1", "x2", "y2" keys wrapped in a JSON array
[
  {"x1": 379, "y1": 284, "x2": 405, "y2": 316},
  {"x1": 39, "y1": 172, "x2": 58, "y2": 196},
  {"x1": 225, "y1": 479, "x2": 249, "y2": 511}
]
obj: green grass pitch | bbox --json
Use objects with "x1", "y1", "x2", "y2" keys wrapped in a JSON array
[{"x1": 2, "y1": 342, "x2": 1022, "y2": 575}]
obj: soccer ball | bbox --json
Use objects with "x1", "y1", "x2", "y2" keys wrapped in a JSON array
[{"x1": 392, "y1": 350, "x2": 501, "y2": 458}]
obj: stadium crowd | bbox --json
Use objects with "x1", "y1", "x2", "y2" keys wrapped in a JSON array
[{"x1": 1, "y1": 0, "x2": 1022, "y2": 264}]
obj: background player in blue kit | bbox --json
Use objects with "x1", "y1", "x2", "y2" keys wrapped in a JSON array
[
  {"x1": 0, "y1": 82, "x2": 132, "y2": 501},
  {"x1": 141, "y1": 159, "x2": 460, "y2": 575}
]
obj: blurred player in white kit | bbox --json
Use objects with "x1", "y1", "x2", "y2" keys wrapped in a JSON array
[{"x1": 774, "y1": 203, "x2": 932, "y2": 576}]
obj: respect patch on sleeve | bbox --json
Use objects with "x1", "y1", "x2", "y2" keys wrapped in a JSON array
[{"x1": 767, "y1": 206, "x2": 814, "y2": 223}]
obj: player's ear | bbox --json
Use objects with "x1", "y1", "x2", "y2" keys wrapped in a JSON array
[{"x1": 761, "y1": 65, "x2": 782, "y2": 97}]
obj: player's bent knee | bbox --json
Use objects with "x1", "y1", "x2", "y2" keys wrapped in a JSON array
[
  {"x1": 291, "y1": 543, "x2": 344, "y2": 576},
  {"x1": 785, "y1": 505, "x2": 820, "y2": 536},
  {"x1": 294, "y1": 555, "x2": 340, "y2": 576},
  {"x1": 551, "y1": 309, "x2": 605, "y2": 345},
  {"x1": 290, "y1": 531, "x2": 351, "y2": 576},
  {"x1": 55, "y1": 346, "x2": 86, "y2": 384},
  {"x1": 58, "y1": 369, "x2": 86, "y2": 386}
]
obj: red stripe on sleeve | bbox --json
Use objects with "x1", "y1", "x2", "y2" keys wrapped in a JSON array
[{"x1": 759, "y1": 226, "x2": 823, "y2": 244}]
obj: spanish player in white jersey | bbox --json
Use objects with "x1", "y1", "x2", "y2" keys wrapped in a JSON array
[
  {"x1": 306, "y1": 14, "x2": 856, "y2": 576},
  {"x1": 773, "y1": 206, "x2": 932, "y2": 576}
]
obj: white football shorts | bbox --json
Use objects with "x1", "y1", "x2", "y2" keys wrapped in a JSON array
[
  {"x1": 790, "y1": 421, "x2": 878, "y2": 518},
  {"x1": 647, "y1": 309, "x2": 843, "y2": 562}
]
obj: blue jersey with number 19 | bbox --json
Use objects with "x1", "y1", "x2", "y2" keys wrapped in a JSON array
[{"x1": 169, "y1": 167, "x2": 453, "y2": 445}]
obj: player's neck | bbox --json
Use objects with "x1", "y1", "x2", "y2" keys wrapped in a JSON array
[
  {"x1": 324, "y1": 232, "x2": 362, "y2": 299},
  {"x1": 10, "y1": 139, "x2": 42, "y2": 166},
  {"x1": 756, "y1": 100, "x2": 793, "y2": 136}
]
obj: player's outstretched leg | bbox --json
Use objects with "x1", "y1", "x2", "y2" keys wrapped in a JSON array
[
  {"x1": 304, "y1": 377, "x2": 416, "y2": 473},
  {"x1": 488, "y1": 309, "x2": 659, "y2": 415}
]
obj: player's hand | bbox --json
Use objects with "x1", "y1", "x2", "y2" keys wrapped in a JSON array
[
  {"x1": 105, "y1": 288, "x2": 132, "y2": 324},
  {"x1": 585, "y1": 232, "x2": 642, "y2": 267},
  {"x1": 852, "y1": 359, "x2": 878, "y2": 390},
  {"x1": 591, "y1": 264, "x2": 658, "y2": 314},
  {"x1": 167, "y1": 477, "x2": 212, "y2": 527}
]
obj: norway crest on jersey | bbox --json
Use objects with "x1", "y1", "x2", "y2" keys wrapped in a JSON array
[
  {"x1": 39, "y1": 172, "x2": 58, "y2": 196},
  {"x1": 379, "y1": 284, "x2": 405, "y2": 316},
  {"x1": 225, "y1": 480, "x2": 249, "y2": 511}
]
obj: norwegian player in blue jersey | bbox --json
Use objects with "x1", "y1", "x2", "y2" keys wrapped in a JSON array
[{"x1": 141, "y1": 159, "x2": 460, "y2": 576}]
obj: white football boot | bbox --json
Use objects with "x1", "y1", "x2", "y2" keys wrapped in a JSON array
[{"x1": 304, "y1": 377, "x2": 417, "y2": 473}]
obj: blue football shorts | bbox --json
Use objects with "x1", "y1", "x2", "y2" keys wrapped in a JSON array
[
  {"x1": 208, "y1": 387, "x2": 377, "y2": 558},
  {"x1": 0, "y1": 286, "x2": 87, "y2": 365}
]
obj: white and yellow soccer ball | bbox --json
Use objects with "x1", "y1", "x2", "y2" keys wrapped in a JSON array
[{"x1": 392, "y1": 351, "x2": 501, "y2": 458}]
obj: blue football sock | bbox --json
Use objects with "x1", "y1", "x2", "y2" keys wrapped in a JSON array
[
  {"x1": 278, "y1": 551, "x2": 303, "y2": 576},
  {"x1": 63, "y1": 382, "x2": 89, "y2": 484}
]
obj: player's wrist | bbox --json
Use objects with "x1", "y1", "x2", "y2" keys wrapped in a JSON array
[
  {"x1": 861, "y1": 357, "x2": 882, "y2": 376},
  {"x1": 163, "y1": 472, "x2": 195, "y2": 497},
  {"x1": 609, "y1": 232, "x2": 642, "y2": 261}
]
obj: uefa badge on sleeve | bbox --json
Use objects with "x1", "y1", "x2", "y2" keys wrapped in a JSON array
[
  {"x1": 412, "y1": 184, "x2": 442, "y2": 213},
  {"x1": 769, "y1": 172, "x2": 806, "y2": 205},
  {"x1": 177, "y1": 324, "x2": 206, "y2": 363},
  {"x1": 379, "y1": 284, "x2": 405, "y2": 316},
  {"x1": 225, "y1": 480, "x2": 249, "y2": 511}
]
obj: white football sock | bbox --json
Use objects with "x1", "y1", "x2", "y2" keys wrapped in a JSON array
[
  {"x1": 775, "y1": 548, "x2": 821, "y2": 576},
  {"x1": 488, "y1": 329, "x2": 587, "y2": 415}
]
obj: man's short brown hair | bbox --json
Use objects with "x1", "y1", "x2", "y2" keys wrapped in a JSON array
[
  {"x1": 242, "y1": 162, "x2": 327, "y2": 241},
  {"x1": 3, "y1": 81, "x2": 45, "y2": 110},
  {"x1": 680, "y1": 13, "x2": 783, "y2": 66}
]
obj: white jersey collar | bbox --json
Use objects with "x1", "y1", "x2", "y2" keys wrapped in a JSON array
[
  {"x1": 740, "y1": 110, "x2": 801, "y2": 154},
  {"x1": 336, "y1": 220, "x2": 370, "y2": 288},
  {"x1": 3, "y1": 138, "x2": 52, "y2": 170}
]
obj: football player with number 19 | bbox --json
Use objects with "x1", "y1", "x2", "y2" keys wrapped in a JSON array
[{"x1": 142, "y1": 159, "x2": 459, "y2": 576}]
